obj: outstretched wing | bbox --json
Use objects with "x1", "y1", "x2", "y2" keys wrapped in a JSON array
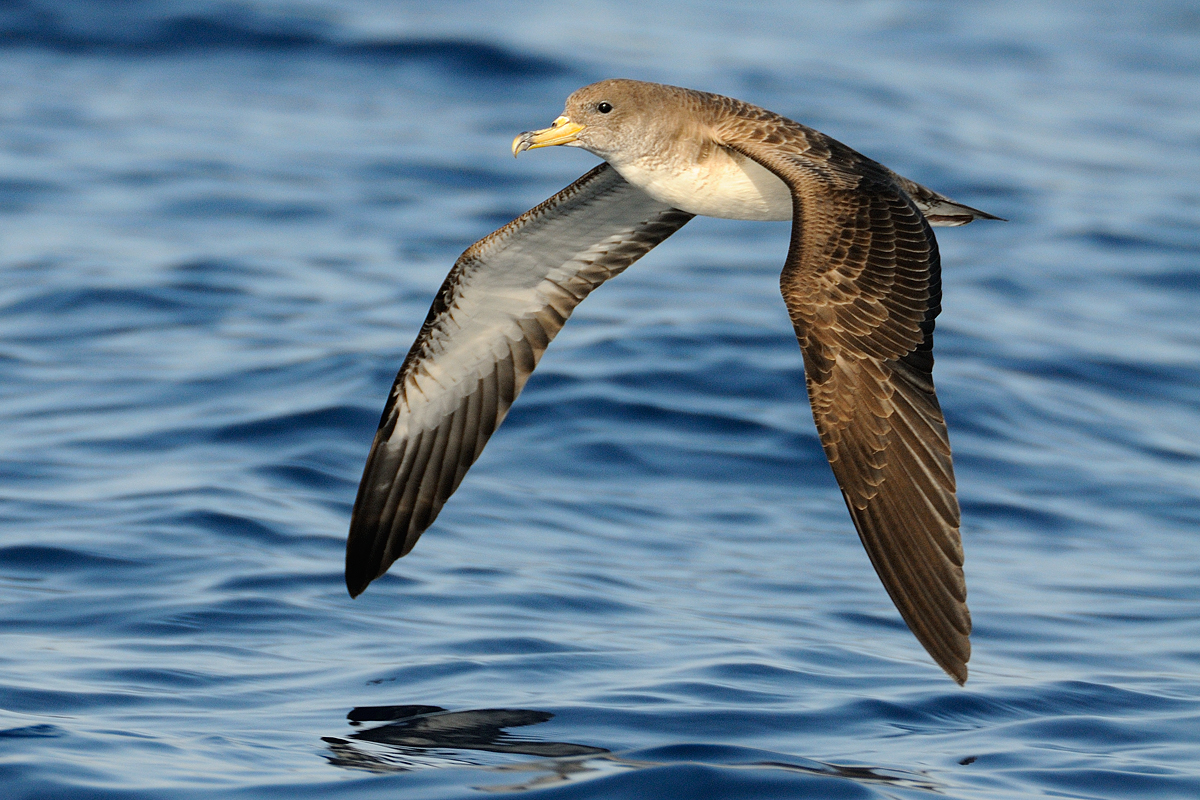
[
  {"x1": 347, "y1": 164, "x2": 693, "y2": 597},
  {"x1": 726, "y1": 119, "x2": 971, "y2": 683}
]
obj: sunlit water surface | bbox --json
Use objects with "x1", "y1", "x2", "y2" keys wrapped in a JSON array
[{"x1": 2, "y1": 1, "x2": 1198, "y2": 798}]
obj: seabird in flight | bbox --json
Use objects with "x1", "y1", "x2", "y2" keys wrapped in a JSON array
[{"x1": 345, "y1": 79, "x2": 1000, "y2": 684}]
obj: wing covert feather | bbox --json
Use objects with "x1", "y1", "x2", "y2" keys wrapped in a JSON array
[{"x1": 347, "y1": 164, "x2": 693, "y2": 596}]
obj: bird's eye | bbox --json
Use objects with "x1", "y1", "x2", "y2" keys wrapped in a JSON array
[{"x1": 597, "y1": 102, "x2": 613, "y2": 114}]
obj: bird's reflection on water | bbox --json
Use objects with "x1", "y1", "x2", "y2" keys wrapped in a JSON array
[{"x1": 322, "y1": 705, "x2": 943, "y2": 793}]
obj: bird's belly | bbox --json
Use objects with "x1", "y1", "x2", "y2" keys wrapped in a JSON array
[{"x1": 612, "y1": 152, "x2": 793, "y2": 222}]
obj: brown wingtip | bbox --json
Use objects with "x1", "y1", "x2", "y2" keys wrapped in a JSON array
[
  {"x1": 948, "y1": 663, "x2": 968, "y2": 686},
  {"x1": 928, "y1": 633, "x2": 970, "y2": 685}
]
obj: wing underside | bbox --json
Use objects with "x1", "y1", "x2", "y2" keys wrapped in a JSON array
[{"x1": 346, "y1": 164, "x2": 693, "y2": 596}]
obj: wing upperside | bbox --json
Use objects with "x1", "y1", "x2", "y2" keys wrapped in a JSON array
[{"x1": 727, "y1": 132, "x2": 972, "y2": 682}]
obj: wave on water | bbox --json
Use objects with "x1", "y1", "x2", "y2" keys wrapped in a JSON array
[{"x1": 0, "y1": 0, "x2": 565, "y2": 76}]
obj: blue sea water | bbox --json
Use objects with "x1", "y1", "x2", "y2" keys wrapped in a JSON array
[{"x1": 1, "y1": 0, "x2": 1198, "y2": 797}]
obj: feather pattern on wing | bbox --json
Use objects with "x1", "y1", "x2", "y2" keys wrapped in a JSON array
[
  {"x1": 346, "y1": 164, "x2": 693, "y2": 596},
  {"x1": 717, "y1": 104, "x2": 971, "y2": 683}
]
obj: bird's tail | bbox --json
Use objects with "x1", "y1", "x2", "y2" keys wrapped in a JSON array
[{"x1": 891, "y1": 172, "x2": 1005, "y2": 227}]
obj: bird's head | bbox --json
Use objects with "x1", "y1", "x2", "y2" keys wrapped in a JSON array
[{"x1": 513, "y1": 79, "x2": 696, "y2": 166}]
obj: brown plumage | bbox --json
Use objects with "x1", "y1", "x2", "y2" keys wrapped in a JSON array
[{"x1": 347, "y1": 80, "x2": 1000, "y2": 684}]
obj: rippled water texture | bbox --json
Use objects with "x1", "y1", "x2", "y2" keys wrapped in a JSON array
[{"x1": 2, "y1": 1, "x2": 1198, "y2": 798}]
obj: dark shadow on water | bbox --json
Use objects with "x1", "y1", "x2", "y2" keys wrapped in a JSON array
[
  {"x1": 325, "y1": 705, "x2": 607, "y2": 763},
  {"x1": 322, "y1": 705, "x2": 943, "y2": 794}
]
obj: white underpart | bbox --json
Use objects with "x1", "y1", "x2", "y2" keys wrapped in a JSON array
[{"x1": 609, "y1": 148, "x2": 793, "y2": 221}]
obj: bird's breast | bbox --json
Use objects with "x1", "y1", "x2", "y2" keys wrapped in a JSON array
[{"x1": 609, "y1": 147, "x2": 793, "y2": 222}]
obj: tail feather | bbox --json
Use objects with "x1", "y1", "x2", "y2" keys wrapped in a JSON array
[
  {"x1": 916, "y1": 196, "x2": 1004, "y2": 227},
  {"x1": 890, "y1": 172, "x2": 1005, "y2": 227}
]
